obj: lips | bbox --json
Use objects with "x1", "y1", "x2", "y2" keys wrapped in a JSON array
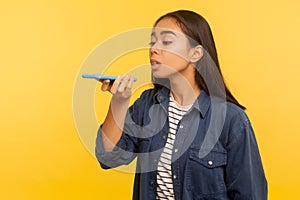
[{"x1": 150, "y1": 58, "x2": 161, "y2": 70}]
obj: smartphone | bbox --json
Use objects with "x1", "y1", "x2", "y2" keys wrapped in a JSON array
[{"x1": 82, "y1": 74, "x2": 137, "y2": 82}]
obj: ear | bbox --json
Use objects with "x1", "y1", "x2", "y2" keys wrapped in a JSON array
[{"x1": 189, "y1": 45, "x2": 203, "y2": 63}]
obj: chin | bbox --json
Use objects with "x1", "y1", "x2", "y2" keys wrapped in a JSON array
[{"x1": 152, "y1": 71, "x2": 168, "y2": 79}]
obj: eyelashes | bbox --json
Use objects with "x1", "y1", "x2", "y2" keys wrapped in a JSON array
[
  {"x1": 162, "y1": 41, "x2": 173, "y2": 45},
  {"x1": 149, "y1": 41, "x2": 155, "y2": 46},
  {"x1": 149, "y1": 41, "x2": 173, "y2": 47}
]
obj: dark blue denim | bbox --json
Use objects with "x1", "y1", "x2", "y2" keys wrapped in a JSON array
[{"x1": 95, "y1": 87, "x2": 268, "y2": 200}]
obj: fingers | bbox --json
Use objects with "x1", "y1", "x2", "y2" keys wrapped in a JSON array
[
  {"x1": 118, "y1": 75, "x2": 131, "y2": 92},
  {"x1": 100, "y1": 80, "x2": 111, "y2": 91},
  {"x1": 111, "y1": 74, "x2": 134, "y2": 96},
  {"x1": 110, "y1": 76, "x2": 122, "y2": 94},
  {"x1": 126, "y1": 75, "x2": 134, "y2": 90},
  {"x1": 99, "y1": 74, "x2": 134, "y2": 96}
]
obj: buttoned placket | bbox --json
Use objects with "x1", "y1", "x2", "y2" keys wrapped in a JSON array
[{"x1": 171, "y1": 114, "x2": 190, "y2": 200}]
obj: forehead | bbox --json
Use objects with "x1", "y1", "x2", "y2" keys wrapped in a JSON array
[{"x1": 152, "y1": 17, "x2": 184, "y2": 35}]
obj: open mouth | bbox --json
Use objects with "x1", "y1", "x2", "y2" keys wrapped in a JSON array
[{"x1": 150, "y1": 59, "x2": 161, "y2": 70}]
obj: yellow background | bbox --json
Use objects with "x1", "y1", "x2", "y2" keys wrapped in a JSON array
[{"x1": 1, "y1": 0, "x2": 300, "y2": 199}]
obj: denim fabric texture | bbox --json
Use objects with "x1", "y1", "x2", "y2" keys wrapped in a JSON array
[{"x1": 95, "y1": 87, "x2": 268, "y2": 200}]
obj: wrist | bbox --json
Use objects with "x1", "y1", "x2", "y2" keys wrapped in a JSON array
[{"x1": 111, "y1": 95, "x2": 130, "y2": 105}]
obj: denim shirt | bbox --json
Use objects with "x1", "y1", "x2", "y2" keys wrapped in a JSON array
[{"x1": 95, "y1": 87, "x2": 268, "y2": 200}]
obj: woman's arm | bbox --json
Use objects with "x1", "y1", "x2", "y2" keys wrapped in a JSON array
[
  {"x1": 100, "y1": 75, "x2": 135, "y2": 152},
  {"x1": 226, "y1": 111, "x2": 268, "y2": 199}
]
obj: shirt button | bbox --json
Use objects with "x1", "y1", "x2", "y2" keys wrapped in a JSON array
[
  {"x1": 174, "y1": 149, "x2": 178, "y2": 153},
  {"x1": 158, "y1": 96, "x2": 164, "y2": 101},
  {"x1": 162, "y1": 135, "x2": 166, "y2": 139},
  {"x1": 150, "y1": 181, "x2": 154, "y2": 186},
  {"x1": 179, "y1": 125, "x2": 184, "y2": 128},
  {"x1": 208, "y1": 161, "x2": 213, "y2": 166},
  {"x1": 173, "y1": 175, "x2": 177, "y2": 179}
]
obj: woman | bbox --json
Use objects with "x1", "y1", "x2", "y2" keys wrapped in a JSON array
[{"x1": 96, "y1": 10, "x2": 268, "y2": 199}]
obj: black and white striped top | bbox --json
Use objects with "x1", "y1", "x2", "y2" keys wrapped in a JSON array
[{"x1": 156, "y1": 93, "x2": 192, "y2": 200}]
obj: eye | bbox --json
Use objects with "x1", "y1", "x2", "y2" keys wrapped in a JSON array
[
  {"x1": 162, "y1": 41, "x2": 173, "y2": 45},
  {"x1": 149, "y1": 41, "x2": 156, "y2": 47}
]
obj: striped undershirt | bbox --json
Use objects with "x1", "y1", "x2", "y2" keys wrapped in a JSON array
[{"x1": 156, "y1": 93, "x2": 192, "y2": 200}]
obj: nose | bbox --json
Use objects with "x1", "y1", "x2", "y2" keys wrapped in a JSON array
[{"x1": 150, "y1": 44, "x2": 159, "y2": 55}]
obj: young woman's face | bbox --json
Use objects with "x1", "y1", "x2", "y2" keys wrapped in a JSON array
[{"x1": 149, "y1": 17, "x2": 194, "y2": 79}]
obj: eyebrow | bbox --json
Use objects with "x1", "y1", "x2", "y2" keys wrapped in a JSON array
[{"x1": 151, "y1": 30, "x2": 177, "y2": 37}]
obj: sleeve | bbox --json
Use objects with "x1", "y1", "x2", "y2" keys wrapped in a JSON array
[
  {"x1": 225, "y1": 111, "x2": 268, "y2": 200},
  {"x1": 94, "y1": 89, "x2": 152, "y2": 169},
  {"x1": 95, "y1": 125, "x2": 138, "y2": 169}
]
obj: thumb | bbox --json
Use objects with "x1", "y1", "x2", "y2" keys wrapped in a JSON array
[{"x1": 100, "y1": 80, "x2": 111, "y2": 91}]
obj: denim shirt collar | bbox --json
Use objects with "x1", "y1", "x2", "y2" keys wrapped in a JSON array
[{"x1": 153, "y1": 87, "x2": 211, "y2": 118}]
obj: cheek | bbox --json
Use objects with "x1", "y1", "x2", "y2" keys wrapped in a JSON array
[
  {"x1": 163, "y1": 51, "x2": 190, "y2": 66},
  {"x1": 163, "y1": 43, "x2": 190, "y2": 61}
]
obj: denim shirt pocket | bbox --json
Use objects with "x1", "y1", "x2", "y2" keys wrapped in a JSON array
[{"x1": 186, "y1": 147, "x2": 227, "y2": 197}]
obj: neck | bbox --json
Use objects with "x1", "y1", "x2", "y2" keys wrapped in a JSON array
[{"x1": 169, "y1": 66, "x2": 200, "y2": 106}]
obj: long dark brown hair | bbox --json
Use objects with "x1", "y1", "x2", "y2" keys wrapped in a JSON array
[{"x1": 153, "y1": 10, "x2": 245, "y2": 110}]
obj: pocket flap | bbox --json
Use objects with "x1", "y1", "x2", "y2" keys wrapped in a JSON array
[{"x1": 189, "y1": 149, "x2": 227, "y2": 169}]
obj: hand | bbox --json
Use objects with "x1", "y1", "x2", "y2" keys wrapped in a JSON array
[{"x1": 99, "y1": 75, "x2": 134, "y2": 102}]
